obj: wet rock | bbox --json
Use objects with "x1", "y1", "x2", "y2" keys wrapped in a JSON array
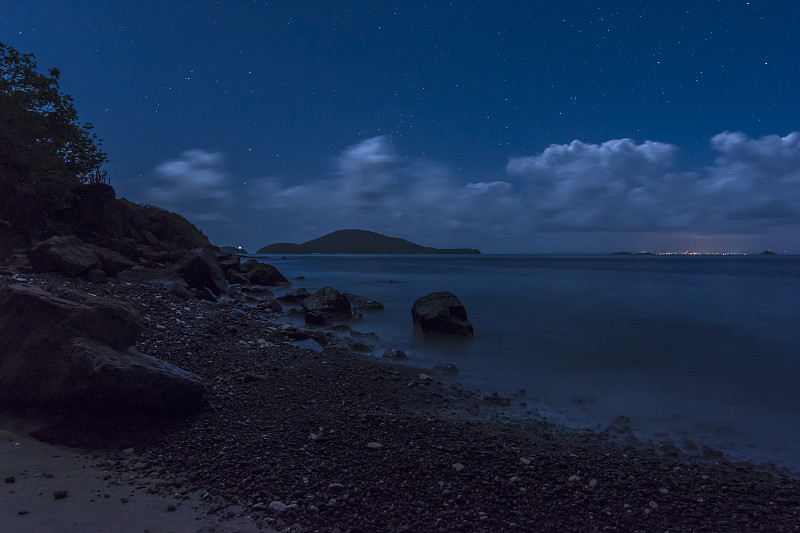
[
  {"x1": 344, "y1": 293, "x2": 384, "y2": 313},
  {"x1": 246, "y1": 262, "x2": 289, "y2": 286},
  {"x1": 382, "y1": 348, "x2": 408, "y2": 360},
  {"x1": 411, "y1": 291, "x2": 473, "y2": 336},
  {"x1": 276, "y1": 288, "x2": 310, "y2": 304},
  {"x1": 302, "y1": 287, "x2": 353, "y2": 325},
  {"x1": 434, "y1": 362, "x2": 459, "y2": 374}
]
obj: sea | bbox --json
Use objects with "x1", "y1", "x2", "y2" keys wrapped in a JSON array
[{"x1": 254, "y1": 253, "x2": 800, "y2": 473}]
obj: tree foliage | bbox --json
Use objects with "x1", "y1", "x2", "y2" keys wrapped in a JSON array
[{"x1": 0, "y1": 42, "x2": 108, "y2": 191}]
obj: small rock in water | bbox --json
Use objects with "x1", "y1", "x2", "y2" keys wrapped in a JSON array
[
  {"x1": 418, "y1": 374, "x2": 434, "y2": 382},
  {"x1": 4, "y1": 476, "x2": 15, "y2": 484},
  {"x1": 53, "y1": 490, "x2": 68, "y2": 500},
  {"x1": 382, "y1": 348, "x2": 408, "y2": 360},
  {"x1": 434, "y1": 362, "x2": 459, "y2": 374},
  {"x1": 452, "y1": 463, "x2": 465, "y2": 472}
]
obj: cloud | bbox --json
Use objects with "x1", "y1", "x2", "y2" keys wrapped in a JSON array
[
  {"x1": 703, "y1": 131, "x2": 800, "y2": 228},
  {"x1": 506, "y1": 132, "x2": 800, "y2": 236},
  {"x1": 143, "y1": 149, "x2": 231, "y2": 222},
  {"x1": 251, "y1": 136, "x2": 526, "y2": 247},
  {"x1": 142, "y1": 132, "x2": 800, "y2": 252}
]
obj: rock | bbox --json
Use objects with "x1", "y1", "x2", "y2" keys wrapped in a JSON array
[
  {"x1": 53, "y1": 490, "x2": 69, "y2": 500},
  {"x1": 246, "y1": 262, "x2": 288, "y2": 286},
  {"x1": 366, "y1": 442, "x2": 382, "y2": 448},
  {"x1": 269, "y1": 501, "x2": 288, "y2": 512},
  {"x1": 87, "y1": 269, "x2": 108, "y2": 284},
  {"x1": 0, "y1": 219, "x2": 14, "y2": 260},
  {"x1": 29, "y1": 235, "x2": 100, "y2": 277},
  {"x1": 87, "y1": 245, "x2": 136, "y2": 277},
  {"x1": 482, "y1": 393, "x2": 511, "y2": 407},
  {"x1": 0, "y1": 284, "x2": 205, "y2": 413},
  {"x1": 276, "y1": 288, "x2": 311, "y2": 304},
  {"x1": 302, "y1": 287, "x2": 353, "y2": 325},
  {"x1": 434, "y1": 362, "x2": 459, "y2": 374},
  {"x1": 382, "y1": 348, "x2": 408, "y2": 360},
  {"x1": 452, "y1": 463, "x2": 465, "y2": 473},
  {"x1": 226, "y1": 270, "x2": 248, "y2": 285},
  {"x1": 344, "y1": 293, "x2": 384, "y2": 313},
  {"x1": 411, "y1": 291, "x2": 473, "y2": 336},
  {"x1": 174, "y1": 248, "x2": 228, "y2": 296}
]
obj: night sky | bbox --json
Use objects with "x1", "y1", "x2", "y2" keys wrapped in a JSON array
[{"x1": 3, "y1": 1, "x2": 799, "y2": 253}]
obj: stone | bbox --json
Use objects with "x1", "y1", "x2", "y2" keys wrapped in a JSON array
[
  {"x1": 87, "y1": 245, "x2": 136, "y2": 276},
  {"x1": 434, "y1": 362, "x2": 459, "y2": 374},
  {"x1": 366, "y1": 442, "x2": 382, "y2": 448},
  {"x1": 0, "y1": 284, "x2": 205, "y2": 413},
  {"x1": 276, "y1": 288, "x2": 311, "y2": 304},
  {"x1": 344, "y1": 293, "x2": 384, "y2": 313},
  {"x1": 452, "y1": 463, "x2": 465, "y2": 472},
  {"x1": 246, "y1": 262, "x2": 288, "y2": 286},
  {"x1": 411, "y1": 291, "x2": 473, "y2": 336},
  {"x1": 87, "y1": 269, "x2": 108, "y2": 284},
  {"x1": 174, "y1": 247, "x2": 228, "y2": 296},
  {"x1": 382, "y1": 348, "x2": 408, "y2": 360},
  {"x1": 302, "y1": 287, "x2": 353, "y2": 326},
  {"x1": 269, "y1": 501, "x2": 288, "y2": 512},
  {"x1": 0, "y1": 219, "x2": 14, "y2": 260},
  {"x1": 29, "y1": 235, "x2": 100, "y2": 277}
]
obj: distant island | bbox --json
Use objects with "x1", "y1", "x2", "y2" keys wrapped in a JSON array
[{"x1": 256, "y1": 229, "x2": 481, "y2": 255}]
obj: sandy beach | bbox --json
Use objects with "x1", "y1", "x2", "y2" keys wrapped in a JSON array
[{"x1": 2, "y1": 272, "x2": 799, "y2": 532}]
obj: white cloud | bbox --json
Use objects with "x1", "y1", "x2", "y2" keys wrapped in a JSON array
[
  {"x1": 142, "y1": 132, "x2": 800, "y2": 252},
  {"x1": 144, "y1": 149, "x2": 231, "y2": 221}
]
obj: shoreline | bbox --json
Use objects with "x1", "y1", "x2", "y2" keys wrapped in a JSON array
[{"x1": 2, "y1": 272, "x2": 799, "y2": 531}]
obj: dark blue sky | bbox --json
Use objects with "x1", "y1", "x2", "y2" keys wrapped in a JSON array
[{"x1": 3, "y1": 1, "x2": 799, "y2": 252}]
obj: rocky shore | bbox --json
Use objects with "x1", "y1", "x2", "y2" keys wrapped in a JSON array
[{"x1": 2, "y1": 268, "x2": 799, "y2": 532}]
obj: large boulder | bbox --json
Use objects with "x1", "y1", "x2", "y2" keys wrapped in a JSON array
[
  {"x1": 0, "y1": 284, "x2": 205, "y2": 413},
  {"x1": 174, "y1": 247, "x2": 228, "y2": 296},
  {"x1": 302, "y1": 287, "x2": 353, "y2": 325},
  {"x1": 411, "y1": 291, "x2": 474, "y2": 337},
  {"x1": 87, "y1": 244, "x2": 137, "y2": 277},
  {"x1": 247, "y1": 262, "x2": 289, "y2": 286},
  {"x1": 29, "y1": 235, "x2": 100, "y2": 277}
]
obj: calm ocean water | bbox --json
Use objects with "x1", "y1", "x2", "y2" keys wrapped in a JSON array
[{"x1": 256, "y1": 254, "x2": 800, "y2": 472}]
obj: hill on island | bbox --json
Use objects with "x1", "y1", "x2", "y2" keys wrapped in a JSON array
[{"x1": 256, "y1": 229, "x2": 480, "y2": 255}]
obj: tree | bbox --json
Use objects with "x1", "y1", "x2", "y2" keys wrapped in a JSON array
[
  {"x1": 0, "y1": 42, "x2": 108, "y2": 189},
  {"x1": 1, "y1": 42, "x2": 108, "y2": 236}
]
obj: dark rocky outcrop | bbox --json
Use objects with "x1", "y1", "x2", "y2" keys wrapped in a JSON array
[
  {"x1": 29, "y1": 235, "x2": 100, "y2": 277},
  {"x1": 302, "y1": 287, "x2": 353, "y2": 326},
  {"x1": 246, "y1": 262, "x2": 289, "y2": 286},
  {"x1": 174, "y1": 248, "x2": 228, "y2": 296},
  {"x1": 0, "y1": 284, "x2": 205, "y2": 413},
  {"x1": 411, "y1": 291, "x2": 474, "y2": 337}
]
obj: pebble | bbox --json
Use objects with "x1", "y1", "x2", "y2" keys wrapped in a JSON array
[
  {"x1": 588, "y1": 479, "x2": 598, "y2": 488},
  {"x1": 568, "y1": 475, "x2": 581, "y2": 482},
  {"x1": 366, "y1": 442, "x2": 382, "y2": 448},
  {"x1": 452, "y1": 463, "x2": 465, "y2": 472},
  {"x1": 418, "y1": 374, "x2": 434, "y2": 382},
  {"x1": 269, "y1": 501, "x2": 288, "y2": 512},
  {"x1": 649, "y1": 501, "x2": 658, "y2": 510},
  {"x1": 519, "y1": 457, "x2": 531, "y2": 465},
  {"x1": 328, "y1": 483, "x2": 345, "y2": 491}
]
